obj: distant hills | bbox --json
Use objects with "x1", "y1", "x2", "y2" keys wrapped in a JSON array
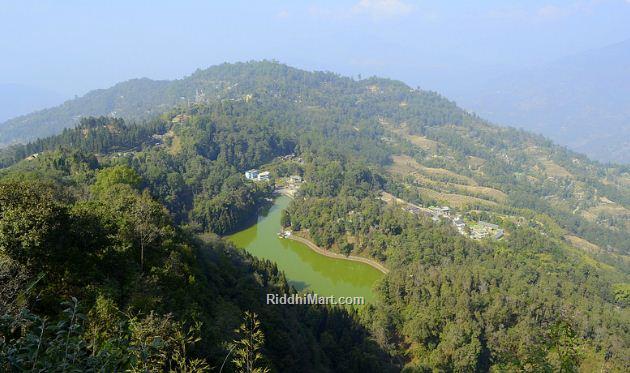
[
  {"x1": 0, "y1": 83, "x2": 65, "y2": 123},
  {"x1": 459, "y1": 39, "x2": 630, "y2": 164},
  {"x1": 2, "y1": 49, "x2": 630, "y2": 166},
  {"x1": 0, "y1": 78, "x2": 175, "y2": 146},
  {"x1": 0, "y1": 64, "x2": 277, "y2": 146},
  {"x1": 2, "y1": 62, "x2": 381, "y2": 147}
]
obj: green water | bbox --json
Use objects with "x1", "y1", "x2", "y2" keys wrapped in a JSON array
[{"x1": 227, "y1": 196, "x2": 383, "y2": 303}]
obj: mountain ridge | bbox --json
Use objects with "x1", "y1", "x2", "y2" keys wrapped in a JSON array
[
  {"x1": 0, "y1": 61, "x2": 582, "y2": 159},
  {"x1": 458, "y1": 39, "x2": 630, "y2": 164},
  {"x1": 0, "y1": 61, "x2": 358, "y2": 146}
]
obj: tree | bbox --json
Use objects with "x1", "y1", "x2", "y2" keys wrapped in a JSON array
[
  {"x1": 131, "y1": 190, "x2": 169, "y2": 272},
  {"x1": 0, "y1": 182, "x2": 69, "y2": 272},
  {"x1": 340, "y1": 241, "x2": 354, "y2": 256},
  {"x1": 128, "y1": 312, "x2": 209, "y2": 372},
  {"x1": 548, "y1": 320, "x2": 582, "y2": 373},
  {"x1": 280, "y1": 210, "x2": 291, "y2": 228},
  {"x1": 0, "y1": 298, "x2": 209, "y2": 372},
  {"x1": 91, "y1": 165, "x2": 142, "y2": 196},
  {"x1": 231, "y1": 311, "x2": 270, "y2": 373},
  {"x1": 0, "y1": 255, "x2": 33, "y2": 315}
]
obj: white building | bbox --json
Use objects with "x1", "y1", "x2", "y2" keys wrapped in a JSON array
[
  {"x1": 245, "y1": 169, "x2": 259, "y2": 180},
  {"x1": 257, "y1": 171, "x2": 270, "y2": 181}
]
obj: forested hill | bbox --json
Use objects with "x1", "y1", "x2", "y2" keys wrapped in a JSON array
[
  {"x1": 1, "y1": 61, "x2": 629, "y2": 371},
  {"x1": 0, "y1": 61, "x2": 463, "y2": 146},
  {"x1": 2, "y1": 62, "x2": 628, "y2": 253}
]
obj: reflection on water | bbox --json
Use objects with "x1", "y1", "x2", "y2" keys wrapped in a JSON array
[{"x1": 227, "y1": 196, "x2": 383, "y2": 303}]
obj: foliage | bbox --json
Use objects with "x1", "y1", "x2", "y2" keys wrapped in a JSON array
[
  {"x1": 0, "y1": 178, "x2": 395, "y2": 371},
  {"x1": 285, "y1": 157, "x2": 629, "y2": 371},
  {"x1": 230, "y1": 311, "x2": 270, "y2": 373},
  {"x1": 91, "y1": 164, "x2": 141, "y2": 195},
  {"x1": 0, "y1": 297, "x2": 209, "y2": 372}
]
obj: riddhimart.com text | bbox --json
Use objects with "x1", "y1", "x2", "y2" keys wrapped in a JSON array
[{"x1": 266, "y1": 293, "x2": 364, "y2": 305}]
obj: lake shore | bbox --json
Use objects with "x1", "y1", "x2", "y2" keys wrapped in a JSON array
[
  {"x1": 274, "y1": 187, "x2": 389, "y2": 274},
  {"x1": 229, "y1": 195, "x2": 383, "y2": 301},
  {"x1": 286, "y1": 234, "x2": 390, "y2": 274}
]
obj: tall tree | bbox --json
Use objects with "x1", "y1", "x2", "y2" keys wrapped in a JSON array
[{"x1": 131, "y1": 190, "x2": 168, "y2": 272}]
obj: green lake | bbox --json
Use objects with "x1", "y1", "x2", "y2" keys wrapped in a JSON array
[{"x1": 227, "y1": 195, "x2": 383, "y2": 303}]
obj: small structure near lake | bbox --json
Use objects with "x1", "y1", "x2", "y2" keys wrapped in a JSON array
[
  {"x1": 245, "y1": 169, "x2": 259, "y2": 180},
  {"x1": 245, "y1": 169, "x2": 270, "y2": 182}
]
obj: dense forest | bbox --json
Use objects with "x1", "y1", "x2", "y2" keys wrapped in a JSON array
[
  {"x1": 0, "y1": 161, "x2": 393, "y2": 371},
  {"x1": 1, "y1": 61, "x2": 629, "y2": 371}
]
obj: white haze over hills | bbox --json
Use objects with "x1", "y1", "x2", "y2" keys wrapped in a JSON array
[
  {"x1": 0, "y1": 84, "x2": 65, "y2": 123},
  {"x1": 455, "y1": 39, "x2": 630, "y2": 164},
  {"x1": 1, "y1": 40, "x2": 629, "y2": 164}
]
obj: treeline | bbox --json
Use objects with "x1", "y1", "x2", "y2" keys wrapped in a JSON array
[{"x1": 0, "y1": 116, "x2": 167, "y2": 168}]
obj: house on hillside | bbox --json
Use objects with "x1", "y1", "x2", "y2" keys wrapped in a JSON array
[
  {"x1": 470, "y1": 221, "x2": 503, "y2": 240},
  {"x1": 479, "y1": 221, "x2": 499, "y2": 230},
  {"x1": 453, "y1": 216, "x2": 466, "y2": 230},
  {"x1": 257, "y1": 171, "x2": 270, "y2": 181},
  {"x1": 439, "y1": 206, "x2": 451, "y2": 217},
  {"x1": 245, "y1": 169, "x2": 259, "y2": 180}
]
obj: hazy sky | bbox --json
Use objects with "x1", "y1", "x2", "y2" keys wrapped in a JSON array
[{"x1": 1, "y1": 0, "x2": 629, "y2": 97}]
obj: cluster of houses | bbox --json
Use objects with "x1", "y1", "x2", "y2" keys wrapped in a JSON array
[
  {"x1": 421, "y1": 205, "x2": 504, "y2": 240},
  {"x1": 453, "y1": 215, "x2": 466, "y2": 234},
  {"x1": 470, "y1": 221, "x2": 504, "y2": 240},
  {"x1": 428, "y1": 206, "x2": 451, "y2": 222},
  {"x1": 392, "y1": 195, "x2": 504, "y2": 241},
  {"x1": 245, "y1": 169, "x2": 270, "y2": 182}
]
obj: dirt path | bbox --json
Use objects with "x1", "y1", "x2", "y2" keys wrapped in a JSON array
[{"x1": 286, "y1": 235, "x2": 390, "y2": 274}]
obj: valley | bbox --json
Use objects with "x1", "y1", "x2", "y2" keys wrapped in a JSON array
[
  {"x1": 1, "y1": 61, "x2": 628, "y2": 372},
  {"x1": 227, "y1": 195, "x2": 384, "y2": 303}
]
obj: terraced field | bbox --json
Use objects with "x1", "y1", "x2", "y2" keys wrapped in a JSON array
[{"x1": 388, "y1": 154, "x2": 505, "y2": 206}]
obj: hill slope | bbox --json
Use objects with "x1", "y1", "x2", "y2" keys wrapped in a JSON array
[
  {"x1": 1, "y1": 61, "x2": 629, "y2": 371},
  {"x1": 1, "y1": 61, "x2": 366, "y2": 146},
  {"x1": 2, "y1": 62, "x2": 628, "y2": 254}
]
